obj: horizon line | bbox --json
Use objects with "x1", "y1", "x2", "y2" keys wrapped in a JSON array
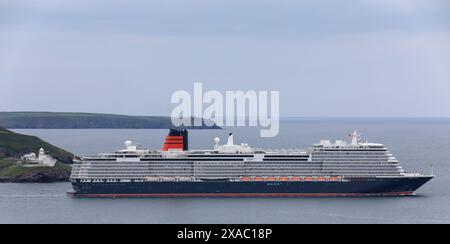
[{"x1": 1, "y1": 111, "x2": 450, "y2": 120}]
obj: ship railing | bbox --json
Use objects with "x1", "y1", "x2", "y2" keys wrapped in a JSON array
[
  {"x1": 256, "y1": 148, "x2": 308, "y2": 154},
  {"x1": 401, "y1": 173, "x2": 424, "y2": 177}
]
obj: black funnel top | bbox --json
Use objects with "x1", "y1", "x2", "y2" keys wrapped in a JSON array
[{"x1": 169, "y1": 128, "x2": 189, "y2": 151}]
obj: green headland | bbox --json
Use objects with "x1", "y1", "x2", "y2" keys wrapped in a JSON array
[
  {"x1": 0, "y1": 112, "x2": 220, "y2": 129},
  {"x1": 0, "y1": 127, "x2": 73, "y2": 183}
]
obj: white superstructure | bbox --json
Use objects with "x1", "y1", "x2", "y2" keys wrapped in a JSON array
[{"x1": 70, "y1": 131, "x2": 418, "y2": 182}]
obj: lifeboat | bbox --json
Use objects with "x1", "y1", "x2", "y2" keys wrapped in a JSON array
[
  {"x1": 145, "y1": 177, "x2": 159, "y2": 182},
  {"x1": 304, "y1": 177, "x2": 314, "y2": 182},
  {"x1": 254, "y1": 177, "x2": 264, "y2": 181},
  {"x1": 317, "y1": 177, "x2": 326, "y2": 181},
  {"x1": 291, "y1": 177, "x2": 301, "y2": 181},
  {"x1": 266, "y1": 177, "x2": 277, "y2": 181},
  {"x1": 280, "y1": 177, "x2": 289, "y2": 181},
  {"x1": 240, "y1": 177, "x2": 251, "y2": 181}
]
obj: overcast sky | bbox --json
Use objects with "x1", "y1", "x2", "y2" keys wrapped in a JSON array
[{"x1": 1, "y1": 0, "x2": 449, "y2": 117}]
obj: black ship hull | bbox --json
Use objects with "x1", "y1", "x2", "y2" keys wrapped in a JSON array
[{"x1": 68, "y1": 176, "x2": 433, "y2": 198}]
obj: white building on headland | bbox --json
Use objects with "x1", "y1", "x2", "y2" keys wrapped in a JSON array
[{"x1": 20, "y1": 148, "x2": 57, "y2": 167}]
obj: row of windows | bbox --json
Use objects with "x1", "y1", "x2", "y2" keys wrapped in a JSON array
[
  {"x1": 76, "y1": 162, "x2": 400, "y2": 167},
  {"x1": 74, "y1": 173, "x2": 402, "y2": 179},
  {"x1": 73, "y1": 164, "x2": 400, "y2": 172},
  {"x1": 312, "y1": 155, "x2": 389, "y2": 158},
  {"x1": 73, "y1": 166, "x2": 401, "y2": 173},
  {"x1": 73, "y1": 172, "x2": 401, "y2": 178}
]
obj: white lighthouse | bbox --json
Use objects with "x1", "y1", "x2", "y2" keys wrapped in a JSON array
[{"x1": 20, "y1": 148, "x2": 57, "y2": 167}]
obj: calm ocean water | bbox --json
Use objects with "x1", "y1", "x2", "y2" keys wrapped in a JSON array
[{"x1": 1, "y1": 119, "x2": 449, "y2": 224}]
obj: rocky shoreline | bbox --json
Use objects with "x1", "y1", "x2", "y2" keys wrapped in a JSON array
[
  {"x1": 0, "y1": 170, "x2": 70, "y2": 183},
  {"x1": 0, "y1": 158, "x2": 72, "y2": 183}
]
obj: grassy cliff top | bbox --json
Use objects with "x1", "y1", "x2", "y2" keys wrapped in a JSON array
[
  {"x1": 0, "y1": 158, "x2": 70, "y2": 178},
  {"x1": 0, "y1": 112, "x2": 219, "y2": 129},
  {"x1": 0, "y1": 127, "x2": 73, "y2": 164},
  {"x1": 0, "y1": 158, "x2": 71, "y2": 182}
]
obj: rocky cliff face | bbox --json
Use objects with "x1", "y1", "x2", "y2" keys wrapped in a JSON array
[
  {"x1": 0, "y1": 170, "x2": 70, "y2": 183},
  {"x1": 0, "y1": 158, "x2": 72, "y2": 183}
]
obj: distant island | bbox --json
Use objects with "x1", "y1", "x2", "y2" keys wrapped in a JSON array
[
  {"x1": 0, "y1": 112, "x2": 220, "y2": 129},
  {"x1": 0, "y1": 127, "x2": 73, "y2": 183}
]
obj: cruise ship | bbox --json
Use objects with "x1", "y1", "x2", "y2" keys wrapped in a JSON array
[{"x1": 68, "y1": 129, "x2": 433, "y2": 197}]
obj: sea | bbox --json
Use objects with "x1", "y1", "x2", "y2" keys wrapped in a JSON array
[{"x1": 1, "y1": 118, "x2": 449, "y2": 224}]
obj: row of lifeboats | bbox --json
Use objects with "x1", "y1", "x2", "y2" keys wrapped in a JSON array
[
  {"x1": 145, "y1": 177, "x2": 195, "y2": 182},
  {"x1": 239, "y1": 176, "x2": 343, "y2": 182}
]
